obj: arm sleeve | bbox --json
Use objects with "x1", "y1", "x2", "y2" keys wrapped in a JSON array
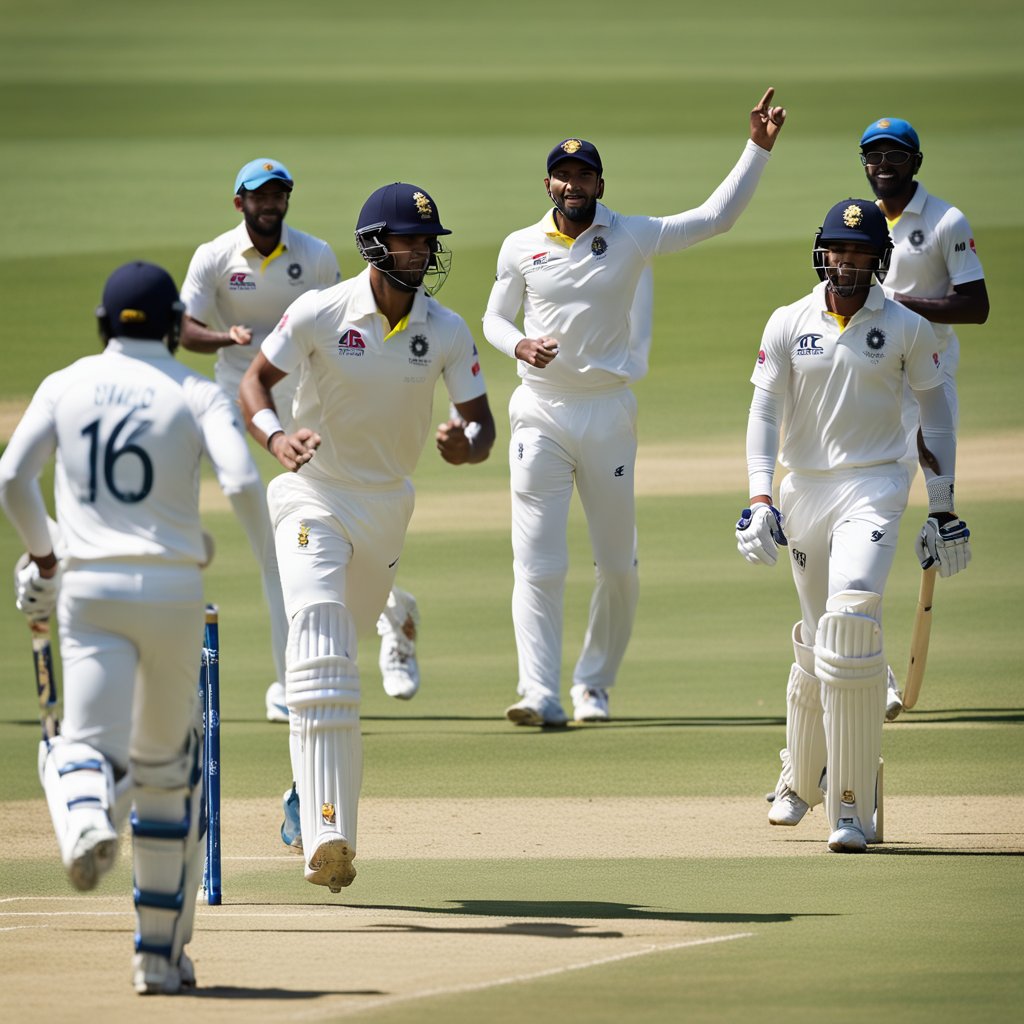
[
  {"x1": 261, "y1": 289, "x2": 317, "y2": 374},
  {"x1": 482, "y1": 237, "x2": 528, "y2": 358},
  {"x1": 0, "y1": 382, "x2": 60, "y2": 555},
  {"x1": 179, "y1": 243, "x2": 219, "y2": 326},
  {"x1": 653, "y1": 141, "x2": 771, "y2": 255},
  {"x1": 443, "y1": 317, "x2": 488, "y2": 405},
  {"x1": 915, "y1": 384, "x2": 957, "y2": 478},
  {"x1": 938, "y1": 207, "x2": 986, "y2": 287},
  {"x1": 746, "y1": 385, "x2": 783, "y2": 499}
]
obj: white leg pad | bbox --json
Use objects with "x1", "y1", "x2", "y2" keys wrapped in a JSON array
[
  {"x1": 815, "y1": 591, "x2": 886, "y2": 839},
  {"x1": 286, "y1": 603, "x2": 362, "y2": 884},
  {"x1": 782, "y1": 659, "x2": 827, "y2": 809},
  {"x1": 41, "y1": 737, "x2": 117, "y2": 869},
  {"x1": 130, "y1": 732, "x2": 203, "y2": 965}
]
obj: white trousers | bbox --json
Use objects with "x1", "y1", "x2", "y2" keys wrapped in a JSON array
[
  {"x1": 508, "y1": 383, "x2": 639, "y2": 697},
  {"x1": 779, "y1": 463, "x2": 910, "y2": 654},
  {"x1": 57, "y1": 563, "x2": 205, "y2": 771}
]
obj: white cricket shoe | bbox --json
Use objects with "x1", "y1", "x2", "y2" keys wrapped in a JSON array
[
  {"x1": 68, "y1": 822, "x2": 119, "y2": 891},
  {"x1": 377, "y1": 589, "x2": 420, "y2": 700},
  {"x1": 265, "y1": 681, "x2": 288, "y2": 723},
  {"x1": 828, "y1": 803, "x2": 868, "y2": 853},
  {"x1": 767, "y1": 778, "x2": 810, "y2": 826},
  {"x1": 885, "y1": 665, "x2": 904, "y2": 722},
  {"x1": 132, "y1": 951, "x2": 196, "y2": 995},
  {"x1": 571, "y1": 684, "x2": 610, "y2": 722},
  {"x1": 505, "y1": 692, "x2": 568, "y2": 727},
  {"x1": 306, "y1": 833, "x2": 357, "y2": 893}
]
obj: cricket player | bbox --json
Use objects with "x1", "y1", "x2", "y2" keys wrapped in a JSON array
[
  {"x1": 239, "y1": 182, "x2": 495, "y2": 892},
  {"x1": 0, "y1": 262, "x2": 266, "y2": 992},
  {"x1": 483, "y1": 88, "x2": 786, "y2": 726},
  {"x1": 735, "y1": 200, "x2": 972, "y2": 852},
  {"x1": 181, "y1": 159, "x2": 428, "y2": 852},
  {"x1": 858, "y1": 117, "x2": 990, "y2": 720}
]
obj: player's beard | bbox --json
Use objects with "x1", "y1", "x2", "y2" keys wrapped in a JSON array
[
  {"x1": 244, "y1": 208, "x2": 284, "y2": 241},
  {"x1": 554, "y1": 195, "x2": 597, "y2": 223},
  {"x1": 826, "y1": 265, "x2": 874, "y2": 298}
]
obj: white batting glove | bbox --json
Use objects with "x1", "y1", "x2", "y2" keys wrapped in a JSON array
[
  {"x1": 14, "y1": 558, "x2": 61, "y2": 620},
  {"x1": 735, "y1": 504, "x2": 788, "y2": 566},
  {"x1": 917, "y1": 517, "x2": 971, "y2": 577}
]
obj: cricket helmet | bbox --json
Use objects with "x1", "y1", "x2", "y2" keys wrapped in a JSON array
[
  {"x1": 812, "y1": 199, "x2": 893, "y2": 286},
  {"x1": 96, "y1": 261, "x2": 184, "y2": 349},
  {"x1": 355, "y1": 183, "x2": 452, "y2": 295}
]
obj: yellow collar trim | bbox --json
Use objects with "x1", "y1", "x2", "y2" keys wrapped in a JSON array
[
  {"x1": 260, "y1": 241, "x2": 287, "y2": 273},
  {"x1": 384, "y1": 312, "x2": 410, "y2": 341},
  {"x1": 543, "y1": 210, "x2": 575, "y2": 247},
  {"x1": 825, "y1": 311, "x2": 850, "y2": 331}
]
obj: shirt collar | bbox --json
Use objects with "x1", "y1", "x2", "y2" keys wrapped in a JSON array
[
  {"x1": 812, "y1": 280, "x2": 887, "y2": 314},
  {"x1": 232, "y1": 219, "x2": 291, "y2": 256},
  {"x1": 542, "y1": 201, "x2": 613, "y2": 244},
  {"x1": 105, "y1": 337, "x2": 174, "y2": 359},
  {"x1": 349, "y1": 266, "x2": 430, "y2": 325},
  {"x1": 903, "y1": 181, "x2": 929, "y2": 216}
]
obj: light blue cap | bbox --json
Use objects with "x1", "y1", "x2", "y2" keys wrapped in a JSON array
[{"x1": 234, "y1": 158, "x2": 293, "y2": 194}]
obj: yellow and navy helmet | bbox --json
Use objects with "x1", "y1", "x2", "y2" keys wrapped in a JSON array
[{"x1": 812, "y1": 199, "x2": 893, "y2": 284}]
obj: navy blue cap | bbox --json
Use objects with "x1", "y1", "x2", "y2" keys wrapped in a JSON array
[
  {"x1": 860, "y1": 117, "x2": 920, "y2": 152},
  {"x1": 547, "y1": 138, "x2": 602, "y2": 175},
  {"x1": 234, "y1": 158, "x2": 294, "y2": 194},
  {"x1": 100, "y1": 261, "x2": 181, "y2": 340},
  {"x1": 818, "y1": 199, "x2": 891, "y2": 250},
  {"x1": 356, "y1": 183, "x2": 451, "y2": 236}
]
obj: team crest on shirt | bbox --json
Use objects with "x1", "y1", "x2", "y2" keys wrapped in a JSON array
[
  {"x1": 591, "y1": 237, "x2": 608, "y2": 259},
  {"x1": 229, "y1": 272, "x2": 255, "y2": 291},
  {"x1": 909, "y1": 229, "x2": 925, "y2": 249},
  {"x1": 298, "y1": 522, "x2": 310, "y2": 548},
  {"x1": 865, "y1": 328, "x2": 886, "y2": 351},
  {"x1": 408, "y1": 334, "x2": 430, "y2": 368},
  {"x1": 338, "y1": 328, "x2": 366, "y2": 355},
  {"x1": 287, "y1": 262, "x2": 302, "y2": 280}
]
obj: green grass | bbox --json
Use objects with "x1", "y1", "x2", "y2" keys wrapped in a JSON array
[{"x1": 0, "y1": 1, "x2": 1022, "y2": 1020}]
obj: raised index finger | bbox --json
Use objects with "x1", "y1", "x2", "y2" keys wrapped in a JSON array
[{"x1": 755, "y1": 87, "x2": 775, "y2": 111}]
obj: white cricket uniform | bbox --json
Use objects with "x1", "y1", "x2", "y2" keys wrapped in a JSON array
[
  {"x1": 0, "y1": 337, "x2": 263, "y2": 768},
  {"x1": 879, "y1": 183, "x2": 985, "y2": 456},
  {"x1": 749, "y1": 281, "x2": 944, "y2": 637},
  {"x1": 262, "y1": 267, "x2": 487, "y2": 635},
  {"x1": 180, "y1": 221, "x2": 341, "y2": 426},
  {"x1": 483, "y1": 140, "x2": 771, "y2": 699}
]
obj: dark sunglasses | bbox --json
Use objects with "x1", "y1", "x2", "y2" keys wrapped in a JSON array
[{"x1": 860, "y1": 150, "x2": 917, "y2": 167}]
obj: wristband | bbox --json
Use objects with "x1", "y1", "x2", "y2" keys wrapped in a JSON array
[
  {"x1": 926, "y1": 475, "x2": 955, "y2": 515},
  {"x1": 252, "y1": 407, "x2": 284, "y2": 448}
]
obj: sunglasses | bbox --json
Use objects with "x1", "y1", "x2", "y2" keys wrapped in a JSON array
[{"x1": 860, "y1": 150, "x2": 917, "y2": 167}]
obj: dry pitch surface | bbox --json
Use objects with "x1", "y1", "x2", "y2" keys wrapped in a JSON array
[{"x1": 3, "y1": 794, "x2": 1021, "y2": 1022}]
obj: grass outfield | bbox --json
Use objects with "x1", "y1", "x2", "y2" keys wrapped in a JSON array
[{"x1": 1, "y1": 1, "x2": 1022, "y2": 1021}]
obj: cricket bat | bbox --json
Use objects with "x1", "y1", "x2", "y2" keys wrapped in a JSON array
[
  {"x1": 903, "y1": 567, "x2": 937, "y2": 710},
  {"x1": 30, "y1": 617, "x2": 60, "y2": 740}
]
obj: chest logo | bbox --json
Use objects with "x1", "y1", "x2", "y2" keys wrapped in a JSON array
[
  {"x1": 909, "y1": 229, "x2": 925, "y2": 248},
  {"x1": 591, "y1": 236, "x2": 608, "y2": 258},
  {"x1": 796, "y1": 333, "x2": 824, "y2": 355},
  {"x1": 338, "y1": 329, "x2": 366, "y2": 355},
  {"x1": 410, "y1": 334, "x2": 429, "y2": 359},
  {"x1": 287, "y1": 262, "x2": 302, "y2": 280},
  {"x1": 229, "y1": 272, "x2": 255, "y2": 291},
  {"x1": 866, "y1": 328, "x2": 886, "y2": 351}
]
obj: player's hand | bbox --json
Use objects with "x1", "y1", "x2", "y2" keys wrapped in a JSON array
[
  {"x1": 750, "y1": 88, "x2": 786, "y2": 151},
  {"x1": 228, "y1": 325, "x2": 253, "y2": 346},
  {"x1": 736, "y1": 503, "x2": 788, "y2": 566},
  {"x1": 269, "y1": 428, "x2": 321, "y2": 472},
  {"x1": 436, "y1": 419, "x2": 473, "y2": 465},
  {"x1": 515, "y1": 336, "x2": 560, "y2": 369},
  {"x1": 14, "y1": 556, "x2": 61, "y2": 620},
  {"x1": 917, "y1": 516, "x2": 971, "y2": 577}
]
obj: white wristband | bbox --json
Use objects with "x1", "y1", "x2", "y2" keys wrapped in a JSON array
[
  {"x1": 252, "y1": 407, "x2": 284, "y2": 446},
  {"x1": 926, "y1": 475, "x2": 955, "y2": 514}
]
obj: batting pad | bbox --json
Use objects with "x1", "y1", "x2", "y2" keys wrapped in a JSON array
[
  {"x1": 815, "y1": 591, "x2": 886, "y2": 839},
  {"x1": 782, "y1": 640, "x2": 827, "y2": 808},
  {"x1": 131, "y1": 729, "x2": 204, "y2": 964},
  {"x1": 286, "y1": 603, "x2": 362, "y2": 857},
  {"x1": 41, "y1": 738, "x2": 116, "y2": 868}
]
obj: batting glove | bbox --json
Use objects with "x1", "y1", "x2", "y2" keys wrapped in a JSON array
[
  {"x1": 917, "y1": 516, "x2": 971, "y2": 578},
  {"x1": 736, "y1": 504, "x2": 788, "y2": 566},
  {"x1": 14, "y1": 557, "x2": 61, "y2": 621}
]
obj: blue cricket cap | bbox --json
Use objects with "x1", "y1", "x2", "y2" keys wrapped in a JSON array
[
  {"x1": 100, "y1": 261, "x2": 180, "y2": 340},
  {"x1": 234, "y1": 158, "x2": 294, "y2": 194},
  {"x1": 860, "y1": 118, "x2": 920, "y2": 152},
  {"x1": 356, "y1": 182, "x2": 451, "y2": 236},
  {"x1": 547, "y1": 138, "x2": 602, "y2": 175}
]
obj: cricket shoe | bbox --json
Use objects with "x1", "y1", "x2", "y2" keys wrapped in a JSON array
[
  {"x1": 884, "y1": 665, "x2": 904, "y2": 722},
  {"x1": 377, "y1": 589, "x2": 420, "y2": 700},
  {"x1": 281, "y1": 784, "x2": 303, "y2": 854},
  {"x1": 571, "y1": 684, "x2": 610, "y2": 722},
  {"x1": 265, "y1": 681, "x2": 288, "y2": 723},
  {"x1": 767, "y1": 778, "x2": 810, "y2": 826},
  {"x1": 306, "y1": 833, "x2": 357, "y2": 893},
  {"x1": 505, "y1": 691, "x2": 568, "y2": 727},
  {"x1": 68, "y1": 821, "x2": 119, "y2": 891},
  {"x1": 828, "y1": 802, "x2": 868, "y2": 853},
  {"x1": 132, "y1": 951, "x2": 196, "y2": 995}
]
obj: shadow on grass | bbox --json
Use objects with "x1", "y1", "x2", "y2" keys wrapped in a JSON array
[{"x1": 186, "y1": 986, "x2": 385, "y2": 1000}]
